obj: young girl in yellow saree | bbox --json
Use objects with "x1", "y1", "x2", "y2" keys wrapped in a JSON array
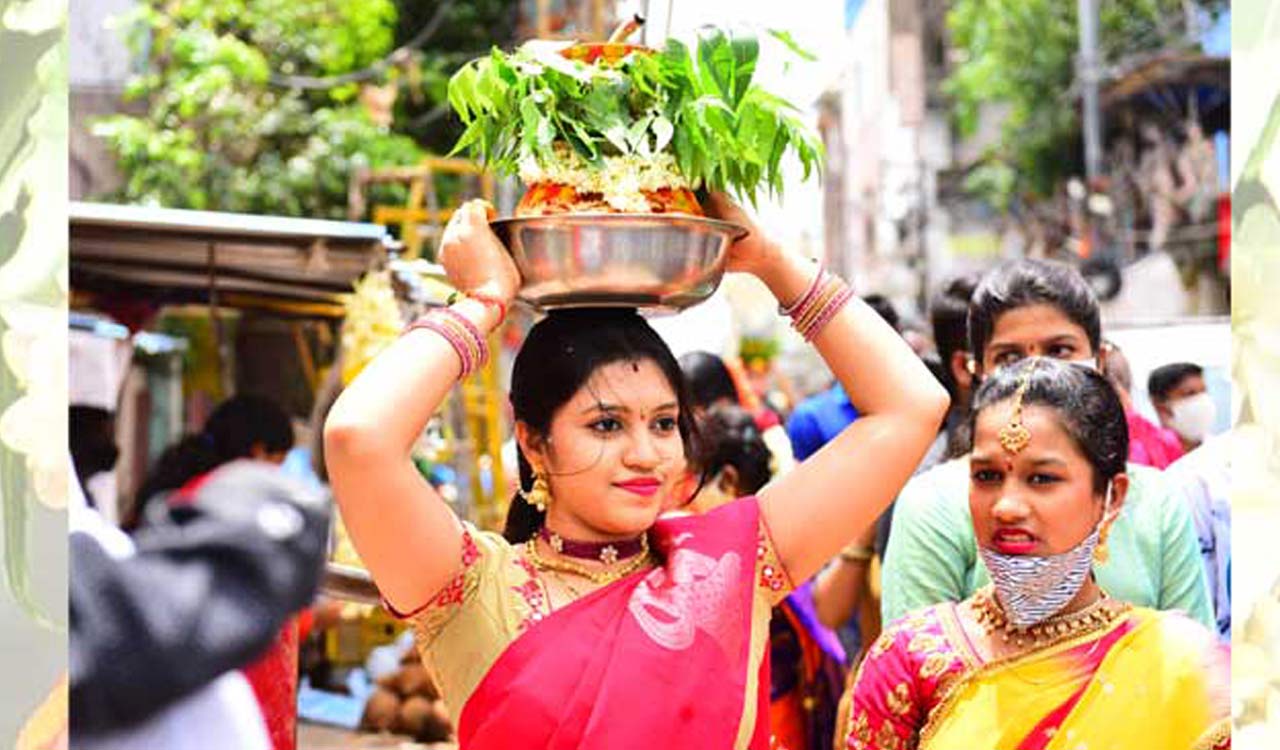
[{"x1": 845, "y1": 358, "x2": 1230, "y2": 749}]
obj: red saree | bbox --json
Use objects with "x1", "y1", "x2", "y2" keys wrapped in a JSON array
[{"x1": 457, "y1": 497, "x2": 780, "y2": 749}]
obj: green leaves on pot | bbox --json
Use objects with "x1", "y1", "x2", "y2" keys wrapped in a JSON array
[{"x1": 446, "y1": 25, "x2": 823, "y2": 205}]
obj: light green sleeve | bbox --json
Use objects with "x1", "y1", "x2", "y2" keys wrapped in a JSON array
[
  {"x1": 1146, "y1": 469, "x2": 1214, "y2": 628},
  {"x1": 880, "y1": 462, "x2": 974, "y2": 622}
]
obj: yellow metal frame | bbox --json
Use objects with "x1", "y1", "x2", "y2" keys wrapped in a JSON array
[
  {"x1": 460, "y1": 334, "x2": 507, "y2": 531},
  {"x1": 363, "y1": 157, "x2": 495, "y2": 260}
]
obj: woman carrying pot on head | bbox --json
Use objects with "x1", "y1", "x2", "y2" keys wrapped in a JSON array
[
  {"x1": 843, "y1": 357, "x2": 1230, "y2": 750},
  {"x1": 324, "y1": 195, "x2": 948, "y2": 749}
]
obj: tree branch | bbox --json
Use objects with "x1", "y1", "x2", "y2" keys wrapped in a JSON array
[
  {"x1": 267, "y1": 0, "x2": 457, "y2": 90},
  {"x1": 406, "y1": 101, "x2": 452, "y2": 131}
]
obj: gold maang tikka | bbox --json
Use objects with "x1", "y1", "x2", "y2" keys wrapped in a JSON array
[{"x1": 997, "y1": 359, "x2": 1040, "y2": 455}]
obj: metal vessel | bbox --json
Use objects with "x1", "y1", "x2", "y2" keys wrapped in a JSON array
[{"x1": 491, "y1": 213, "x2": 748, "y2": 311}]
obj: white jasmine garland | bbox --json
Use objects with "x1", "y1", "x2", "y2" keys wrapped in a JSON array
[{"x1": 518, "y1": 144, "x2": 691, "y2": 212}]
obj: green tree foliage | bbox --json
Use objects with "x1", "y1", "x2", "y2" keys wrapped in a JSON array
[
  {"x1": 392, "y1": 0, "x2": 517, "y2": 154},
  {"x1": 94, "y1": 0, "x2": 426, "y2": 218},
  {"x1": 944, "y1": 0, "x2": 1228, "y2": 206}
]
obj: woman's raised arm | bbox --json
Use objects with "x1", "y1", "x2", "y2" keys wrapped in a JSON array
[
  {"x1": 324, "y1": 200, "x2": 518, "y2": 613},
  {"x1": 706, "y1": 194, "x2": 949, "y2": 584}
]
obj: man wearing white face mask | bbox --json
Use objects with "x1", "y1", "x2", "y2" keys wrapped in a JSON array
[{"x1": 1148, "y1": 362, "x2": 1216, "y2": 451}]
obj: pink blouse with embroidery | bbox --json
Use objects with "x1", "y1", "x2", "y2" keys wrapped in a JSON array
[{"x1": 845, "y1": 604, "x2": 975, "y2": 750}]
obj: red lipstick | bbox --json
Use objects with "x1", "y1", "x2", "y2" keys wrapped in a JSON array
[
  {"x1": 616, "y1": 478, "x2": 661, "y2": 497},
  {"x1": 992, "y1": 528, "x2": 1038, "y2": 555}
]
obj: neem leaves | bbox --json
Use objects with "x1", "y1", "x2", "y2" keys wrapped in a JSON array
[{"x1": 446, "y1": 25, "x2": 823, "y2": 204}]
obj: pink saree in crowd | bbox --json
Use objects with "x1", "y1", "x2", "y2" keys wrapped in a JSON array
[{"x1": 391, "y1": 496, "x2": 793, "y2": 749}]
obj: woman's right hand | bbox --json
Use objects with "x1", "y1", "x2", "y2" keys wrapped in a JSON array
[{"x1": 438, "y1": 199, "x2": 521, "y2": 306}]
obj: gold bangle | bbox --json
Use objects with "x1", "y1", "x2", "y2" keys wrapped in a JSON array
[
  {"x1": 794, "y1": 276, "x2": 843, "y2": 335},
  {"x1": 839, "y1": 544, "x2": 875, "y2": 563}
]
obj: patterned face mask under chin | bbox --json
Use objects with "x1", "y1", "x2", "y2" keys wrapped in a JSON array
[{"x1": 978, "y1": 489, "x2": 1111, "y2": 629}]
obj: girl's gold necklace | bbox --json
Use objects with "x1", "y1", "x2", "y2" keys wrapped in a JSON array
[
  {"x1": 524, "y1": 534, "x2": 653, "y2": 585},
  {"x1": 971, "y1": 585, "x2": 1130, "y2": 650}
]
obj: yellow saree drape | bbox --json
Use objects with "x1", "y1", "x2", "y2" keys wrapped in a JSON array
[{"x1": 921, "y1": 609, "x2": 1229, "y2": 750}]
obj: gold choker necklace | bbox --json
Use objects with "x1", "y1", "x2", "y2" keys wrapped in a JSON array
[
  {"x1": 971, "y1": 586, "x2": 1130, "y2": 649},
  {"x1": 524, "y1": 534, "x2": 652, "y2": 586}
]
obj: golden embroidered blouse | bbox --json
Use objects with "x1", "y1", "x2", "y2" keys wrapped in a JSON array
[{"x1": 398, "y1": 510, "x2": 794, "y2": 734}]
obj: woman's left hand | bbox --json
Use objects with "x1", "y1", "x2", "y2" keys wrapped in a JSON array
[
  {"x1": 438, "y1": 199, "x2": 521, "y2": 307},
  {"x1": 703, "y1": 192, "x2": 786, "y2": 278}
]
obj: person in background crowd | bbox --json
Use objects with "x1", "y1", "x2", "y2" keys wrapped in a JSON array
[
  {"x1": 678, "y1": 350, "x2": 796, "y2": 482},
  {"x1": 70, "y1": 460, "x2": 330, "y2": 749},
  {"x1": 129, "y1": 394, "x2": 294, "y2": 529},
  {"x1": 899, "y1": 326, "x2": 932, "y2": 359},
  {"x1": 928, "y1": 273, "x2": 982, "y2": 459},
  {"x1": 880, "y1": 259, "x2": 1212, "y2": 628},
  {"x1": 1100, "y1": 340, "x2": 1185, "y2": 469},
  {"x1": 128, "y1": 393, "x2": 303, "y2": 750},
  {"x1": 786, "y1": 294, "x2": 900, "y2": 463},
  {"x1": 1149, "y1": 362, "x2": 1216, "y2": 452},
  {"x1": 843, "y1": 359, "x2": 1230, "y2": 750},
  {"x1": 688, "y1": 404, "x2": 846, "y2": 750},
  {"x1": 860, "y1": 295, "x2": 900, "y2": 335},
  {"x1": 69, "y1": 405, "x2": 120, "y2": 511},
  {"x1": 1164, "y1": 433, "x2": 1232, "y2": 640},
  {"x1": 680, "y1": 351, "x2": 739, "y2": 408}
]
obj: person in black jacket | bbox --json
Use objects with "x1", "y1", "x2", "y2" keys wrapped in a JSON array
[{"x1": 69, "y1": 459, "x2": 331, "y2": 738}]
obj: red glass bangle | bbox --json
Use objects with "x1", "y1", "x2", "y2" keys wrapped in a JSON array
[{"x1": 447, "y1": 290, "x2": 509, "y2": 326}]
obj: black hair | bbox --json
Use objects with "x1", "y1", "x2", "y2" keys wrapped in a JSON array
[
  {"x1": 503, "y1": 309, "x2": 701, "y2": 543},
  {"x1": 1147, "y1": 362, "x2": 1204, "y2": 403},
  {"x1": 968, "y1": 259, "x2": 1101, "y2": 366},
  {"x1": 861, "y1": 293, "x2": 900, "y2": 332},
  {"x1": 203, "y1": 393, "x2": 294, "y2": 459},
  {"x1": 70, "y1": 405, "x2": 119, "y2": 505},
  {"x1": 678, "y1": 351, "x2": 739, "y2": 411},
  {"x1": 697, "y1": 404, "x2": 772, "y2": 495},
  {"x1": 970, "y1": 358, "x2": 1128, "y2": 493},
  {"x1": 929, "y1": 272, "x2": 981, "y2": 395},
  {"x1": 131, "y1": 394, "x2": 294, "y2": 524}
]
